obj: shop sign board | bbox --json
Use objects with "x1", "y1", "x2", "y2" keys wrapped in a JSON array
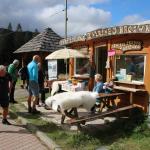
[
  {"x1": 86, "y1": 24, "x2": 150, "y2": 40},
  {"x1": 60, "y1": 24, "x2": 150, "y2": 45},
  {"x1": 48, "y1": 60, "x2": 57, "y2": 80},
  {"x1": 111, "y1": 41, "x2": 142, "y2": 51}
]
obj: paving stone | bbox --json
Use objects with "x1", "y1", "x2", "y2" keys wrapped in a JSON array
[{"x1": 0, "y1": 118, "x2": 49, "y2": 150}]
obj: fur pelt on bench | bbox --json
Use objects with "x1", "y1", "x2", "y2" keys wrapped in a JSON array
[
  {"x1": 45, "y1": 91, "x2": 98, "y2": 113},
  {"x1": 51, "y1": 81, "x2": 62, "y2": 96}
]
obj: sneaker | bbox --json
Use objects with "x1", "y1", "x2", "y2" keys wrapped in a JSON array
[
  {"x1": 9, "y1": 100, "x2": 18, "y2": 104},
  {"x1": 20, "y1": 85, "x2": 24, "y2": 89},
  {"x1": 13, "y1": 100, "x2": 18, "y2": 104},
  {"x1": 2, "y1": 119, "x2": 11, "y2": 125},
  {"x1": 41, "y1": 103, "x2": 46, "y2": 107},
  {"x1": 44, "y1": 105, "x2": 51, "y2": 110},
  {"x1": 28, "y1": 107, "x2": 32, "y2": 113},
  {"x1": 32, "y1": 109, "x2": 41, "y2": 114}
]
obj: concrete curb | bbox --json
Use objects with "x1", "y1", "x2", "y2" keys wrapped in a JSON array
[{"x1": 10, "y1": 111, "x2": 62, "y2": 150}]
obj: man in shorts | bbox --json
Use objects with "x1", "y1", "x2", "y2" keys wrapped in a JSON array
[
  {"x1": 8, "y1": 59, "x2": 19, "y2": 103},
  {"x1": 0, "y1": 65, "x2": 12, "y2": 125},
  {"x1": 27, "y1": 55, "x2": 41, "y2": 114}
]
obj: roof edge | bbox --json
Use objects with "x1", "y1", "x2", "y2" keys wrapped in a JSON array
[{"x1": 60, "y1": 24, "x2": 150, "y2": 45}]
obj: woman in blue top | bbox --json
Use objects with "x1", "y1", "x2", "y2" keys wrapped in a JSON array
[
  {"x1": 93, "y1": 74, "x2": 104, "y2": 93},
  {"x1": 93, "y1": 73, "x2": 104, "y2": 105}
]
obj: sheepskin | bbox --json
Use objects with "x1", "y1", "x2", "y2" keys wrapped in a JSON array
[
  {"x1": 51, "y1": 81, "x2": 61, "y2": 96},
  {"x1": 45, "y1": 91, "x2": 98, "y2": 112}
]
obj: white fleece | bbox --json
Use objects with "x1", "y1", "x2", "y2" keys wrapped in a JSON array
[
  {"x1": 45, "y1": 91, "x2": 98, "y2": 112},
  {"x1": 51, "y1": 82, "x2": 60, "y2": 96}
]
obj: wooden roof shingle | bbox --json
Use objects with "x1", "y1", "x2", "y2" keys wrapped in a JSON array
[{"x1": 14, "y1": 28, "x2": 64, "y2": 53}]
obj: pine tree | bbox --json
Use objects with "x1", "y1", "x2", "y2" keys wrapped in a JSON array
[
  {"x1": 33, "y1": 28, "x2": 39, "y2": 37},
  {"x1": 34, "y1": 28, "x2": 39, "y2": 33},
  {"x1": 16, "y1": 23, "x2": 22, "y2": 32},
  {"x1": 7, "y1": 22, "x2": 12, "y2": 31}
]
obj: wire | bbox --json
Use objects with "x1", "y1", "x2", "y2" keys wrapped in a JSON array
[{"x1": 49, "y1": 9, "x2": 65, "y2": 18}]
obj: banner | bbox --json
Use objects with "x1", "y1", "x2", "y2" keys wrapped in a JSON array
[{"x1": 48, "y1": 60, "x2": 57, "y2": 80}]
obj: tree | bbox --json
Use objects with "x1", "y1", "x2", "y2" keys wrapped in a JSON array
[
  {"x1": 33, "y1": 28, "x2": 39, "y2": 37},
  {"x1": 34, "y1": 28, "x2": 39, "y2": 33},
  {"x1": 24, "y1": 31, "x2": 33, "y2": 43},
  {"x1": 7, "y1": 22, "x2": 13, "y2": 31},
  {"x1": 16, "y1": 23, "x2": 22, "y2": 32}
]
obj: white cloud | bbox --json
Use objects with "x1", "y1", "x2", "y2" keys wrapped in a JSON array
[
  {"x1": 38, "y1": 5, "x2": 111, "y2": 36},
  {"x1": 119, "y1": 14, "x2": 145, "y2": 25},
  {"x1": 69, "y1": 0, "x2": 110, "y2": 5},
  {"x1": 0, "y1": 0, "x2": 111, "y2": 35}
]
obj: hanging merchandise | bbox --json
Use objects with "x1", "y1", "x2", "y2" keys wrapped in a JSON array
[
  {"x1": 108, "y1": 49, "x2": 115, "y2": 57},
  {"x1": 105, "y1": 57, "x2": 110, "y2": 69}
]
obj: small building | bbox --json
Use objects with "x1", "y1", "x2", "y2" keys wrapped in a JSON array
[
  {"x1": 14, "y1": 28, "x2": 64, "y2": 71},
  {"x1": 60, "y1": 21, "x2": 150, "y2": 113}
]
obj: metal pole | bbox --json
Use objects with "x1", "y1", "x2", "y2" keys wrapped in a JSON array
[
  {"x1": 65, "y1": 0, "x2": 68, "y2": 39},
  {"x1": 65, "y1": 0, "x2": 68, "y2": 78}
]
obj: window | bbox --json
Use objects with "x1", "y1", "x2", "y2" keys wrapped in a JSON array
[
  {"x1": 115, "y1": 55, "x2": 145, "y2": 82},
  {"x1": 74, "y1": 58, "x2": 90, "y2": 76}
]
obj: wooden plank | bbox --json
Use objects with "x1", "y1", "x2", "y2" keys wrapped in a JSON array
[
  {"x1": 68, "y1": 105, "x2": 136, "y2": 124},
  {"x1": 114, "y1": 81, "x2": 144, "y2": 85},
  {"x1": 114, "y1": 86, "x2": 146, "y2": 92},
  {"x1": 99, "y1": 92, "x2": 124, "y2": 98}
]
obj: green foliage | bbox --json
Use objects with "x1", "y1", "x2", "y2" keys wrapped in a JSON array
[
  {"x1": 16, "y1": 23, "x2": 22, "y2": 32},
  {"x1": 7, "y1": 22, "x2": 13, "y2": 31},
  {"x1": 10, "y1": 86, "x2": 150, "y2": 150},
  {"x1": 0, "y1": 27, "x2": 37, "y2": 64}
]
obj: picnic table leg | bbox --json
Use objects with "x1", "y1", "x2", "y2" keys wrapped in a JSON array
[
  {"x1": 72, "y1": 108, "x2": 83, "y2": 130},
  {"x1": 61, "y1": 108, "x2": 76, "y2": 124},
  {"x1": 61, "y1": 114, "x2": 66, "y2": 124},
  {"x1": 61, "y1": 108, "x2": 79, "y2": 124}
]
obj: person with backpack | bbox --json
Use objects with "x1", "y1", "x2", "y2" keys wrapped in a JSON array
[
  {"x1": 18, "y1": 63, "x2": 29, "y2": 89},
  {"x1": 37, "y1": 62, "x2": 45, "y2": 107}
]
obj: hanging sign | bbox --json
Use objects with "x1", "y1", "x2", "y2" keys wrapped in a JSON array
[
  {"x1": 111, "y1": 41, "x2": 142, "y2": 52},
  {"x1": 108, "y1": 49, "x2": 115, "y2": 56},
  {"x1": 48, "y1": 60, "x2": 57, "y2": 80}
]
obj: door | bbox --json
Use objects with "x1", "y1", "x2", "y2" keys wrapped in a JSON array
[{"x1": 95, "y1": 46, "x2": 107, "y2": 82}]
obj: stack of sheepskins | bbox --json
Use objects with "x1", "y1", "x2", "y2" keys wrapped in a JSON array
[{"x1": 45, "y1": 91, "x2": 98, "y2": 113}]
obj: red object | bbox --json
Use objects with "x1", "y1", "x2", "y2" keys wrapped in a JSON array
[{"x1": 108, "y1": 49, "x2": 115, "y2": 56}]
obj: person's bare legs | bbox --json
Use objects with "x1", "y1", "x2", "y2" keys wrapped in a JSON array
[
  {"x1": 32, "y1": 96, "x2": 40, "y2": 114},
  {"x1": 3, "y1": 107, "x2": 8, "y2": 119},
  {"x1": 2, "y1": 107, "x2": 11, "y2": 125},
  {"x1": 32, "y1": 96, "x2": 38, "y2": 110},
  {"x1": 27, "y1": 95, "x2": 32, "y2": 113}
]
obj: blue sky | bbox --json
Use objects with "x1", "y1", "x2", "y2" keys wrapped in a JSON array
[
  {"x1": 0, "y1": 0, "x2": 149, "y2": 36},
  {"x1": 91, "y1": 0, "x2": 150, "y2": 25}
]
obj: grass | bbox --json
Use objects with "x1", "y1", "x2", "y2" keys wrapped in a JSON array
[
  {"x1": 10, "y1": 103, "x2": 100, "y2": 150},
  {"x1": 10, "y1": 81, "x2": 150, "y2": 150}
]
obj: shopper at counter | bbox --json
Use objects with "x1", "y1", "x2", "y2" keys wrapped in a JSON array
[{"x1": 88, "y1": 61, "x2": 96, "y2": 91}]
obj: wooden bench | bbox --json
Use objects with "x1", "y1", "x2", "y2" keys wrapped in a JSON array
[
  {"x1": 60, "y1": 92, "x2": 125, "y2": 128},
  {"x1": 67, "y1": 105, "x2": 137, "y2": 125},
  {"x1": 98, "y1": 92, "x2": 124, "y2": 112}
]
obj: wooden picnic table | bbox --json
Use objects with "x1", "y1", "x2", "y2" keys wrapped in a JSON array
[
  {"x1": 98, "y1": 92, "x2": 125, "y2": 111},
  {"x1": 114, "y1": 85, "x2": 146, "y2": 104},
  {"x1": 61, "y1": 93, "x2": 124, "y2": 126},
  {"x1": 99, "y1": 92, "x2": 124, "y2": 98}
]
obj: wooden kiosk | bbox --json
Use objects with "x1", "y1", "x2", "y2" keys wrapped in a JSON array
[{"x1": 60, "y1": 23, "x2": 150, "y2": 114}]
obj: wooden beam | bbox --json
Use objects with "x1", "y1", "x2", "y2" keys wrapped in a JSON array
[{"x1": 68, "y1": 105, "x2": 136, "y2": 124}]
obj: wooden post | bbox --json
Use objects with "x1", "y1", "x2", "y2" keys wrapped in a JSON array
[
  {"x1": 107, "y1": 40, "x2": 111, "y2": 81},
  {"x1": 69, "y1": 58, "x2": 74, "y2": 78},
  {"x1": 88, "y1": 41, "x2": 95, "y2": 91}
]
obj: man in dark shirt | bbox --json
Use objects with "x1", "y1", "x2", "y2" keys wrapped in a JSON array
[
  {"x1": 37, "y1": 63, "x2": 45, "y2": 106},
  {"x1": 88, "y1": 61, "x2": 96, "y2": 91},
  {"x1": 0, "y1": 65, "x2": 12, "y2": 125}
]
